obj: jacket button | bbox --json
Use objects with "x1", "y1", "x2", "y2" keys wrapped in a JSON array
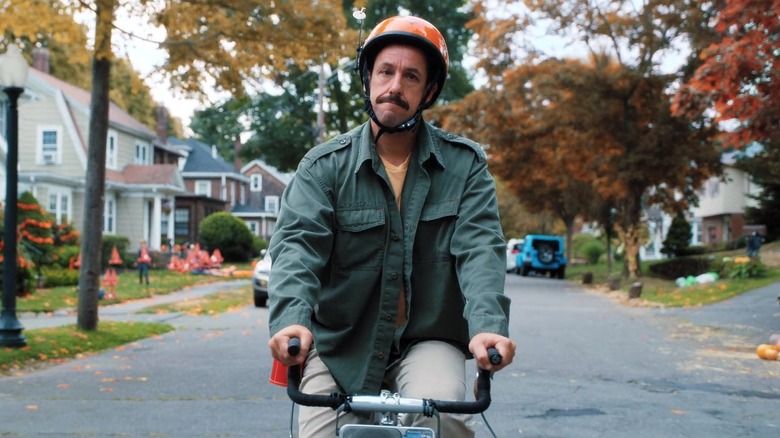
[
  {"x1": 390, "y1": 273, "x2": 398, "y2": 280},
  {"x1": 392, "y1": 234, "x2": 401, "y2": 241},
  {"x1": 385, "y1": 313, "x2": 393, "y2": 321},
  {"x1": 377, "y1": 352, "x2": 384, "y2": 359},
  {"x1": 339, "y1": 138, "x2": 347, "y2": 144}
]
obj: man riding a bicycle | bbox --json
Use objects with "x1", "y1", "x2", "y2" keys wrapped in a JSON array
[{"x1": 267, "y1": 15, "x2": 516, "y2": 437}]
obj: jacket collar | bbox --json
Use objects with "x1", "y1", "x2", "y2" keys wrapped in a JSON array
[{"x1": 354, "y1": 121, "x2": 446, "y2": 175}]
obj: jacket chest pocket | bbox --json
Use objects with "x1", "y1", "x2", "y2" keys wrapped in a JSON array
[
  {"x1": 414, "y1": 199, "x2": 458, "y2": 263},
  {"x1": 333, "y1": 207, "x2": 386, "y2": 271}
]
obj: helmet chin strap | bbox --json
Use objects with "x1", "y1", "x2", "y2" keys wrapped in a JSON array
[{"x1": 364, "y1": 82, "x2": 435, "y2": 144}]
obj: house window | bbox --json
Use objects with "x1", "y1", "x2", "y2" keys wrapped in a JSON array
[
  {"x1": 106, "y1": 130, "x2": 118, "y2": 169},
  {"x1": 103, "y1": 195, "x2": 116, "y2": 234},
  {"x1": 38, "y1": 126, "x2": 62, "y2": 165},
  {"x1": 250, "y1": 174, "x2": 262, "y2": 192},
  {"x1": 707, "y1": 179, "x2": 720, "y2": 197},
  {"x1": 195, "y1": 180, "x2": 211, "y2": 196},
  {"x1": 135, "y1": 141, "x2": 149, "y2": 164},
  {"x1": 161, "y1": 210, "x2": 169, "y2": 236},
  {"x1": 48, "y1": 192, "x2": 71, "y2": 224},
  {"x1": 265, "y1": 196, "x2": 279, "y2": 213},
  {"x1": 174, "y1": 208, "x2": 189, "y2": 236},
  {"x1": 246, "y1": 220, "x2": 259, "y2": 236}
]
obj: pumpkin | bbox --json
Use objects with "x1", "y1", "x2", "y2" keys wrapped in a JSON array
[{"x1": 756, "y1": 344, "x2": 779, "y2": 360}]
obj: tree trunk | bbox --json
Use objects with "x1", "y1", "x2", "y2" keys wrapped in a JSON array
[
  {"x1": 77, "y1": 0, "x2": 114, "y2": 331},
  {"x1": 623, "y1": 223, "x2": 641, "y2": 279}
]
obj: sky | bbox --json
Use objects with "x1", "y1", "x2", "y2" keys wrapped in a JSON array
[{"x1": 112, "y1": 18, "x2": 206, "y2": 135}]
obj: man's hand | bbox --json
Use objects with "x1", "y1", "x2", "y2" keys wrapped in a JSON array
[
  {"x1": 469, "y1": 333, "x2": 516, "y2": 372},
  {"x1": 268, "y1": 325, "x2": 312, "y2": 366}
]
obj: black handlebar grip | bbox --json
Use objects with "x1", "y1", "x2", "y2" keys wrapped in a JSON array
[
  {"x1": 487, "y1": 347, "x2": 503, "y2": 365},
  {"x1": 288, "y1": 337, "x2": 301, "y2": 356}
]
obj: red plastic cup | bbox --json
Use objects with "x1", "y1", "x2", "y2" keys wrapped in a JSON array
[{"x1": 269, "y1": 358, "x2": 288, "y2": 387}]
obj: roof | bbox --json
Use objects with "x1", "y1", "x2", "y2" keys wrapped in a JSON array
[
  {"x1": 167, "y1": 137, "x2": 241, "y2": 175},
  {"x1": 108, "y1": 164, "x2": 183, "y2": 185},
  {"x1": 28, "y1": 69, "x2": 156, "y2": 141},
  {"x1": 241, "y1": 159, "x2": 294, "y2": 185}
]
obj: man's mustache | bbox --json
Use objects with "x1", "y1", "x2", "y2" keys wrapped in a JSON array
[{"x1": 376, "y1": 94, "x2": 409, "y2": 110}]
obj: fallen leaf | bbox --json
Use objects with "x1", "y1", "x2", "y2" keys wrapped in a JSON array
[
  {"x1": 26, "y1": 405, "x2": 38, "y2": 410},
  {"x1": 57, "y1": 384, "x2": 70, "y2": 389}
]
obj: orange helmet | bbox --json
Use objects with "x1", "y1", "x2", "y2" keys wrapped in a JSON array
[{"x1": 358, "y1": 16, "x2": 449, "y2": 109}]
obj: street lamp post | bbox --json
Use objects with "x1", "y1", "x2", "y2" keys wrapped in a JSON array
[{"x1": 0, "y1": 44, "x2": 29, "y2": 347}]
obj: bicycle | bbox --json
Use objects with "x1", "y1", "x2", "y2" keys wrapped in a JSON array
[{"x1": 280, "y1": 338, "x2": 502, "y2": 437}]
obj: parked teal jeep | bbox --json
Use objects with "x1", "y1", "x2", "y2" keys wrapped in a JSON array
[{"x1": 514, "y1": 234, "x2": 567, "y2": 279}]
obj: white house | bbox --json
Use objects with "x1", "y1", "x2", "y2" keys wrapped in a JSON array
[{"x1": 1, "y1": 49, "x2": 186, "y2": 252}]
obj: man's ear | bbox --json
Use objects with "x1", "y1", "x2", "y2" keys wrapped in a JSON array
[{"x1": 424, "y1": 83, "x2": 439, "y2": 106}]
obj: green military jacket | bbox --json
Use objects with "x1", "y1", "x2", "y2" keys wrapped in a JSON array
[{"x1": 268, "y1": 120, "x2": 510, "y2": 395}]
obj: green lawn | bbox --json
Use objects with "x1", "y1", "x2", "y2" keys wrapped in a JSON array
[
  {"x1": 17, "y1": 266, "x2": 250, "y2": 313},
  {"x1": 567, "y1": 241, "x2": 780, "y2": 307},
  {"x1": 1, "y1": 321, "x2": 175, "y2": 376}
]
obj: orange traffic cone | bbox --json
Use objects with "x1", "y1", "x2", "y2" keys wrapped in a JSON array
[
  {"x1": 103, "y1": 268, "x2": 118, "y2": 300},
  {"x1": 109, "y1": 245, "x2": 123, "y2": 266}
]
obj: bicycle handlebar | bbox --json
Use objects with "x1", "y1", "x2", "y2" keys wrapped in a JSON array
[{"x1": 284, "y1": 338, "x2": 499, "y2": 415}]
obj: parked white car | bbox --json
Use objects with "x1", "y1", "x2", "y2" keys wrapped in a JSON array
[
  {"x1": 506, "y1": 238, "x2": 524, "y2": 272},
  {"x1": 252, "y1": 251, "x2": 272, "y2": 307}
]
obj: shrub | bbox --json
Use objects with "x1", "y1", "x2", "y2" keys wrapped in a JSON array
[
  {"x1": 199, "y1": 212, "x2": 255, "y2": 262},
  {"x1": 725, "y1": 236, "x2": 747, "y2": 250},
  {"x1": 582, "y1": 241, "x2": 605, "y2": 264},
  {"x1": 648, "y1": 257, "x2": 711, "y2": 280},
  {"x1": 41, "y1": 267, "x2": 80, "y2": 287},
  {"x1": 0, "y1": 263, "x2": 36, "y2": 297},
  {"x1": 676, "y1": 245, "x2": 707, "y2": 257},
  {"x1": 51, "y1": 245, "x2": 81, "y2": 269},
  {"x1": 717, "y1": 256, "x2": 767, "y2": 279}
]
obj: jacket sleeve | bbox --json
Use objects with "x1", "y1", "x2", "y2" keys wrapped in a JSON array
[
  {"x1": 267, "y1": 159, "x2": 334, "y2": 336},
  {"x1": 451, "y1": 155, "x2": 511, "y2": 338}
]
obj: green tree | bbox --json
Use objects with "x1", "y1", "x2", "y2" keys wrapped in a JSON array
[
  {"x1": 661, "y1": 213, "x2": 693, "y2": 258},
  {"x1": 190, "y1": 98, "x2": 249, "y2": 162},
  {"x1": 239, "y1": 66, "x2": 320, "y2": 172}
]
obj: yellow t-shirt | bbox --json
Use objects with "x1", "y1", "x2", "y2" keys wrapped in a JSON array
[{"x1": 381, "y1": 153, "x2": 411, "y2": 326}]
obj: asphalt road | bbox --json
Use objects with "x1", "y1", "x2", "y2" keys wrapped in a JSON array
[{"x1": 1, "y1": 276, "x2": 778, "y2": 437}]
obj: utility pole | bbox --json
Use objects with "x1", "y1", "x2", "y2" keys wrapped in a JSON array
[{"x1": 316, "y1": 56, "x2": 326, "y2": 144}]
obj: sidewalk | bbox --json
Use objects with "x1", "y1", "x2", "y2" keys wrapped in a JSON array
[{"x1": 18, "y1": 279, "x2": 251, "y2": 330}]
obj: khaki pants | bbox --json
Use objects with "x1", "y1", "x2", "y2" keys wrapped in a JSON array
[{"x1": 298, "y1": 340, "x2": 475, "y2": 438}]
